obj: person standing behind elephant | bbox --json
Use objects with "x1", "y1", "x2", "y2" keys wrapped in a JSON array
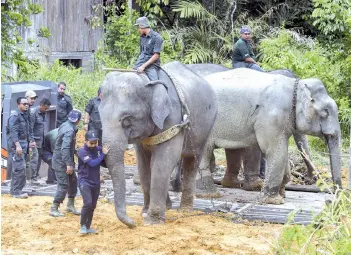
[
  {"x1": 50, "y1": 109, "x2": 81, "y2": 217},
  {"x1": 29, "y1": 98, "x2": 51, "y2": 182},
  {"x1": 133, "y1": 16, "x2": 163, "y2": 81},
  {"x1": 232, "y1": 26, "x2": 264, "y2": 72},
  {"x1": 56, "y1": 82, "x2": 73, "y2": 128},
  {"x1": 78, "y1": 130, "x2": 110, "y2": 235},
  {"x1": 84, "y1": 87, "x2": 102, "y2": 145}
]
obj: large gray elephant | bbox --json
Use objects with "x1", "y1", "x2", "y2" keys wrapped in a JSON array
[
  {"x1": 99, "y1": 61, "x2": 217, "y2": 227},
  {"x1": 195, "y1": 68, "x2": 341, "y2": 204},
  {"x1": 185, "y1": 64, "x2": 315, "y2": 193}
]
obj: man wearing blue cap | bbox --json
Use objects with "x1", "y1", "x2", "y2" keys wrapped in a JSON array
[
  {"x1": 232, "y1": 26, "x2": 264, "y2": 72},
  {"x1": 84, "y1": 87, "x2": 102, "y2": 145},
  {"x1": 133, "y1": 16, "x2": 163, "y2": 81},
  {"x1": 50, "y1": 109, "x2": 81, "y2": 217}
]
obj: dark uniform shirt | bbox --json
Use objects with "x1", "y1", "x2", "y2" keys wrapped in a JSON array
[
  {"x1": 133, "y1": 29, "x2": 163, "y2": 69},
  {"x1": 30, "y1": 106, "x2": 46, "y2": 148},
  {"x1": 57, "y1": 94, "x2": 73, "y2": 127},
  {"x1": 7, "y1": 109, "x2": 32, "y2": 153},
  {"x1": 232, "y1": 38, "x2": 256, "y2": 63},
  {"x1": 43, "y1": 128, "x2": 58, "y2": 153},
  {"x1": 85, "y1": 97, "x2": 102, "y2": 130},
  {"x1": 52, "y1": 121, "x2": 77, "y2": 170},
  {"x1": 77, "y1": 144, "x2": 104, "y2": 186}
]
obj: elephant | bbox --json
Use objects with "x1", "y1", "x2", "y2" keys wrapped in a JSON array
[
  {"x1": 184, "y1": 64, "x2": 315, "y2": 194},
  {"x1": 196, "y1": 68, "x2": 341, "y2": 204},
  {"x1": 99, "y1": 61, "x2": 218, "y2": 227}
]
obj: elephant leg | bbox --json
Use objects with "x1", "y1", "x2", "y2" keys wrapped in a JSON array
[
  {"x1": 209, "y1": 152, "x2": 216, "y2": 173},
  {"x1": 180, "y1": 156, "x2": 197, "y2": 210},
  {"x1": 279, "y1": 160, "x2": 291, "y2": 198},
  {"x1": 170, "y1": 159, "x2": 182, "y2": 192},
  {"x1": 144, "y1": 136, "x2": 183, "y2": 225},
  {"x1": 221, "y1": 148, "x2": 243, "y2": 188},
  {"x1": 293, "y1": 133, "x2": 315, "y2": 182},
  {"x1": 135, "y1": 144, "x2": 152, "y2": 217},
  {"x1": 195, "y1": 145, "x2": 219, "y2": 196},
  {"x1": 260, "y1": 139, "x2": 289, "y2": 205},
  {"x1": 242, "y1": 147, "x2": 263, "y2": 191}
]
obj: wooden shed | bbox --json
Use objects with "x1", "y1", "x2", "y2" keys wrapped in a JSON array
[{"x1": 20, "y1": 0, "x2": 104, "y2": 71}]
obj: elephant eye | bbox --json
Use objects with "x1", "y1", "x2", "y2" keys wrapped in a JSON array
[
  {"x1": 321, "y1": 109, "x2": 329, "y2": 118},
  {"x1": 122, "y1": 116, "x2": 132, "y2": 127}
]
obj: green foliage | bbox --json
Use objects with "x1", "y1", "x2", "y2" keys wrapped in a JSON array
[
  {"x1": 37, "y1": 27, "x2": 51, "y2": 38},
  {"x1": 1, "y1": 0, "x2": 49, "y2": 80},
  {"x1": 17, "y1": 60, "x2": 106, "y2": 112},
  {"x1": 274, "y1": 189, "x2": 351, "y2": 254}
]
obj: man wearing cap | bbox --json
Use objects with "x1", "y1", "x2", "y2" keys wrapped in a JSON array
[
  {"x1": 232, "y1": 26, "x2": 264, "y2": 72},
  {"x1": 7, "y1": 97, "x2": 36, "y2": 198},
  {"x1": 83, "y1": 87, "x2": 102, "y2": 145},
  {"x1": 29, "y1": 98, "x2": 52, "y2": 181},
  {"x1": 56, "y1": 82, "x2": 73, "y2": 128},
  {"x1": 50, "y1": 109, "x2": 81, "y2": 217},
  {"x1": 133, "y1": 16, "x2": 163, "y2": 81},
  {"x1": 77, "y1": 130, "x2": 110, "y2": 234}
]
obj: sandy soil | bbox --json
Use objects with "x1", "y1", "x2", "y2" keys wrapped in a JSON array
[{"x1": 1, "y1": 195, "x2": 282, "y2": 255}]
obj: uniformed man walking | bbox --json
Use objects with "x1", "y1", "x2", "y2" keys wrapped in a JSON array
[
  {"x1": 29, "y1": 98, "x2": 51, "y2": 181},
  {"x1": 83, "y1": 87, "x2": 102, "y2": 145},
  {"x1": 56, "y1": 82, "x2": 73, "y2": 128},
  {"x1": 7, "y1": 97, "x2": 36, "y2": 198},
  {"x1": 133, "y1": 16, "x2": 163, "y2": 81},
  {"x1": 50, "y1": 109, "x2": 81, "y2": 217}
]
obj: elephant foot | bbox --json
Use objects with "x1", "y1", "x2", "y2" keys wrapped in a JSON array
[
  {"x1": 279, "y1": 186, "x2": 286, "y2": 198},
  {"x1": 141, "y1": 206, "x2": 148, "y2": 217},
  {"x1": 143, "y1": 211, "x2": 165, "y2": 225},
  {"x1": 261, "y1": 194, "x2": 284, "y2": 205},
  {"x1": 221, "y1": 176, "x2": 242, "y2": 188},
  {"x1": 242, "y1": 178, "x2": 263, "y2": 191},
  {"x1": 132, "y1": 173, "x2": 140, "y2": 185},
  {"x1": 195, "y1": 176, "x2": 221, "y2": 198}
]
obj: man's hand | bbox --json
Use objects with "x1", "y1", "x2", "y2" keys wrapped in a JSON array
[
  {"x1": 102, "y1": 144, "x2": 111, "y2": 154},
  {"x1": 137, "y1": 65, "x2": 146, "y2": 73},
  {"x1": 16, "y1": 145, "x2": 22, "y2": 157},
  {"x1": 83, "y1": 124, "x2": 88, "y2": 131},
  {"x1": 66, "y1": 166, "x2": 74, "y2": 175},
  {"x1": 29, "y1": 141, "x2": 36, "y2": 148}
]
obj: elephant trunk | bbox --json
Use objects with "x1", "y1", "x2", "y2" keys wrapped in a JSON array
[
  {"x1": 105, "y1": 133, "x2": 136, "y2": 228},
  {"x1": 326, "y1": 134, "x2": 342, "y2": 188}
]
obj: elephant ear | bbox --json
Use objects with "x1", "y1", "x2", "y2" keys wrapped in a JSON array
[{"x1": 146, "y1": 81, "x2": 172, "y2": 130}]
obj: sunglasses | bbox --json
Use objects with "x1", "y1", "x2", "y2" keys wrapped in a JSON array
[
  {"x1": 244, "y1": 33, "x2": 251, "y2": 35},
  {"x1": 30, "y1": 97, "x2": 37, "y2": 100}
]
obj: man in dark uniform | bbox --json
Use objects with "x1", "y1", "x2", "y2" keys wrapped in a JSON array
[
  {"x1": 232, "y1": 26, "x2": 264, "y2": 72},
  {"x1": 56, "y1": 82, "x2": 73, "y2": 128},
  {"x1": 42, "y1": 128, "x2": 58, "y2": 184},
  {"x1": 29, "y1": 98, "x2": 51, "y2": 181},
  {"x1": 133, "y1": 16, "x2": 163, "y2": 81},
  {"x1": 50, "y1": 109, "x2": 81, "y2": 217},
  {"x1": 83, "y1": 87, "x2": 102, "y2": 145},
  {"x1": 7, "y1": 97, "x2": 36, "y2": 198},
  {"x1": 25, "y1": 90, "x2": 37, "y2": 180}
]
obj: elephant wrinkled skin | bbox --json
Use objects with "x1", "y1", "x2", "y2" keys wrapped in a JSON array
[
  {"x1": 99, "y1": 61, "x2": 217, "y2": 227},
  {"x1": 198, "y1": 68, "x2": 342, "y2": 204}
]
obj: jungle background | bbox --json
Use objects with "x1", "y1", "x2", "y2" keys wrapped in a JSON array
[{"x1": 1, "y1": 0, "x2": 351, "y2": 254}]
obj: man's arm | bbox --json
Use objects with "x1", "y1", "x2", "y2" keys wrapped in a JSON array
[
  {"x1": 61, "y1": 130, "x2": 75, "y2": 167},
  {"x1": 65, "y1": 95, "x2": 73, "y2": 114},
  {"x1": 138, "y1": 53, "x2": 160, "y2": 70},
  {"x1": 238, "y1": 43, "x2": 258, "y2": 65},
  {"x1": 137, "y1": 35, "x2": 163, "y2": 72}
]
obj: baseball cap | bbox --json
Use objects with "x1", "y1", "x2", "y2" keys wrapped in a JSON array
[
  {"x1": 85, "y1": 130, "x2": 99, "y2": 141},
  {"x1": 134, "y1": 17, "x2": 150, "y2": 28},
  {"x1": 67, "y1": 109, "x2": 82, "y2": 122},
  {"x1": 25, "y1": 90, "x2": 38, "y2": 98},
  {"x1": 240, "y1": 26, "x2": 252, "y2": 34}
]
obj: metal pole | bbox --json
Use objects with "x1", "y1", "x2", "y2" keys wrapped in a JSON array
[{"x1": 348, "y1": 121, "x2": 351, "y2": 189}]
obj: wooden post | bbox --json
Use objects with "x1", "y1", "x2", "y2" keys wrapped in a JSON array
[{"x1": 348, "y1": 121, "x2": 351, "y2": 189}]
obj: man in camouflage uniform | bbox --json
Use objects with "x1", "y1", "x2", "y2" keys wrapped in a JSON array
[
  {"x1": 7, "y1": 97, "x2": 36, "y2": 198},
  {"x1": 83, "y1": 87, "x2": 102, "y2": 145},
  {"x1": 50, "y1": 109, "x2": 81, "y2": 217},
  {"x1": 56, "y1": 82, "x2": 73, "y2": 128},
  {"x1": 133, "y1": 16, "x2": 163, "y2": 81},
  {"x1": 29, "y1": 98, "x2": 52, "y2": 181}
]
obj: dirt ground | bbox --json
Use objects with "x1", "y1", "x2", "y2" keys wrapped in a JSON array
[{"x1": 1, "y1": 194, "x2": 282, "y2": 255}]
